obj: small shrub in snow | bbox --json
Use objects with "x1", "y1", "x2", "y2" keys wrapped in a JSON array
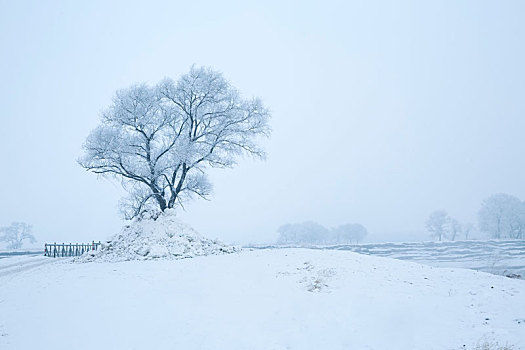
[
  {"x1": 460, "y1": 338, "x2": 515, "y2": 350},
  {"x1": 294, "y1": 262, "x2": 337, "y2": 293},
  {"x1": 503, "y1": 270, "x2": 522, "y2": 279},
  {"x1": 306, "y1": 278, "x2": 327, "y2": 292},
  {"x1": 473, "y1": 342, "x2": 514, "y2": 350},
  {"x1": 77, "y1": 210, "x2": 239, "y2": 262}
]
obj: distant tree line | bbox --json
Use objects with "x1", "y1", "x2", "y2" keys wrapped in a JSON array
[
  {"x1": 277, "y1": 221, "x2": 368, "y2": 245},
  {"x1": 426, "y1": 193, "x2": 525, "y2": 241}
]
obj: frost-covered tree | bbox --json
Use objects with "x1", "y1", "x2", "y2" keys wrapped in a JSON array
[
  {"x1": 277, "y1": 222, "x2": 368, "y2": 245},
  {"x1": 80, "y1": 66, "x2": 270, "y2": 218},
  {"x1": 447, "y1": 218, "x2": 462, "y2": 241},
  {"x1": 462, "y1": 222, "x2": 475, "y2": 240},
  {"x1": 277, "y1": 222, "x2": 331, "y2": 245},
  {"x1": 0, "y1": 222, "x2": 36, "y2": 249},
  {"x1": 332, "y1": 223, "x2": 368, "y2": 244},
  {"x1": 426, "y1": 211, "x2": 471, "y2": 241},
  {"x1": 425, "y1": 210, "x2": 450, "y2": 241},
  {"x1": 478, "y1": 193, "x2": 525, "y2": 239}
]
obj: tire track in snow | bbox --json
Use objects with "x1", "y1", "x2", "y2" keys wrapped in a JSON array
[{"x1": 0, "y1": 257, "x2": 59, "y2": 278}]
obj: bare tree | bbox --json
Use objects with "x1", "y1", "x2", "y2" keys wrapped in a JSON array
[
  {"x1": 462, "y1": 222, "x2": 475, "y2": 240},
  {"x1": 478, "y1": 193, "x2": 525, "y2": 239},
  {"x1": 277, "y1": 222, "x2": 330, "y2": 245},
  {"x1": 332, "y1": 223, "x2": 368, "y2": 244},
  {"x1": 277, "y1": 222, "x2": 368, "y2": 245},
  {"x1": 0, "y1": 222, "x2": 36, "y2": 249},
  {"x1": 447, "y1": 218, "x2": 461, "y2": 241},
  {"x1": 425, "y1": 210, "x2": 449, "y2": 241},
  {"x1": 80, "y1": 66, "x2": 271, "y2": 218}
]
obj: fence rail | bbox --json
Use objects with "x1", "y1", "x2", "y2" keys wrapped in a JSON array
[{"x1": 44, "y1": 241, "x2": 102, "y2": 258}]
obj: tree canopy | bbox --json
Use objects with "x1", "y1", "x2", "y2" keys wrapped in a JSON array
[{"x1": 80, "y1": 66, "x2": 271, "y2": 218}]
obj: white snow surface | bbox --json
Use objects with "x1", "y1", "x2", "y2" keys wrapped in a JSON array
[
  {"x1": 261, "y1": 239, "x2": 525, "y2": 278},
  {"x1": 77, "y1": 211, "x2": 239, "y2": 262},
  {"x1": 1, "y1": 248, "x2": 524, "y2": 349}
]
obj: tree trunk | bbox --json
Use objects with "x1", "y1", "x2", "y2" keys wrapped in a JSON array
[
  {"x1": 148, "y1": 183, "x2": 167, "y2": 211},
  {"x1": 168, "y1": 164, "x2": 188, "y2": 208}
]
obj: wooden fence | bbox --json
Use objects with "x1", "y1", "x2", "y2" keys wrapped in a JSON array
[{"x1": 44, "y1": 241, "x2": 102, "y2": 258}]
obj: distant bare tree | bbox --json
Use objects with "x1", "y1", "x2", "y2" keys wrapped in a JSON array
[
  {"x1": 333, "y1": 223, "x2": 368, "y2": 244},
  {"x1": 447, "y1": 218, "x2": 461, "y2": 241},
  {"x1": 425, "y1": 210, "x2": 449, "y2": 241},
  {"x1": 462, "y1": 223, "x2": 475, "y2": 240},
  {"x1": 277, "y1": 222, "x2": 368, "y2": 245},
  {"x1": 277, "y1": 222, "x2": 330, "y2": 245},
  {"x1": 0, "y1": 222, "x2": 36, "y2": 249},
  {"x1": 478, "y1": 193, "x2": 525, "y2": 239},
  {"x1": 80, "y1": 66, "x2": 271, "y2": 218}
]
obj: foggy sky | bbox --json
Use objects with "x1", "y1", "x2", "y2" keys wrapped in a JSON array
[{"x1": 1, "y1": 0, "x2": 524, "y2": 246}]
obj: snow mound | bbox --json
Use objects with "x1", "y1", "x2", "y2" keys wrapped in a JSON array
[{"x1": 77, "y1": 210, "x2": 240, "y2": 262}]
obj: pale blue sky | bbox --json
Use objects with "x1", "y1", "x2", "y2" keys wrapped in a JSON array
[{"x1": 1, "y1": 0, "x2": 524, "y2": 245}]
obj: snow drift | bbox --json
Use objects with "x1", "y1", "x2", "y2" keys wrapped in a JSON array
[{"x1": 78, "y1": 210, "x2": 239, "y2": 262}]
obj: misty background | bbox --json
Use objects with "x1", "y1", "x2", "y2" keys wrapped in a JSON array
[{"x1": 1, "y1": 0, "x2": 524, "y2": 246}]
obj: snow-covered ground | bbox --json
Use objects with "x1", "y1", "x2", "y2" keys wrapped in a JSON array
[
  {"x1": 256, "y1": 239, "x2": 525, "y2": 278},
  {"x1": 0, "y1": 255, "x2": 53, "y2": 278},
  {"x1": 0, "y1": 248, "x2": 524, "y2": 349}
]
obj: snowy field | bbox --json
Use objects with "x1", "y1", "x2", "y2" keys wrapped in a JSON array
[
  {"x1": 0, "y1": 248, "x2": 524, "y2": 349},
  {"x1": 256, "y1": 240, "x2": 525, "y2": 278}
]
